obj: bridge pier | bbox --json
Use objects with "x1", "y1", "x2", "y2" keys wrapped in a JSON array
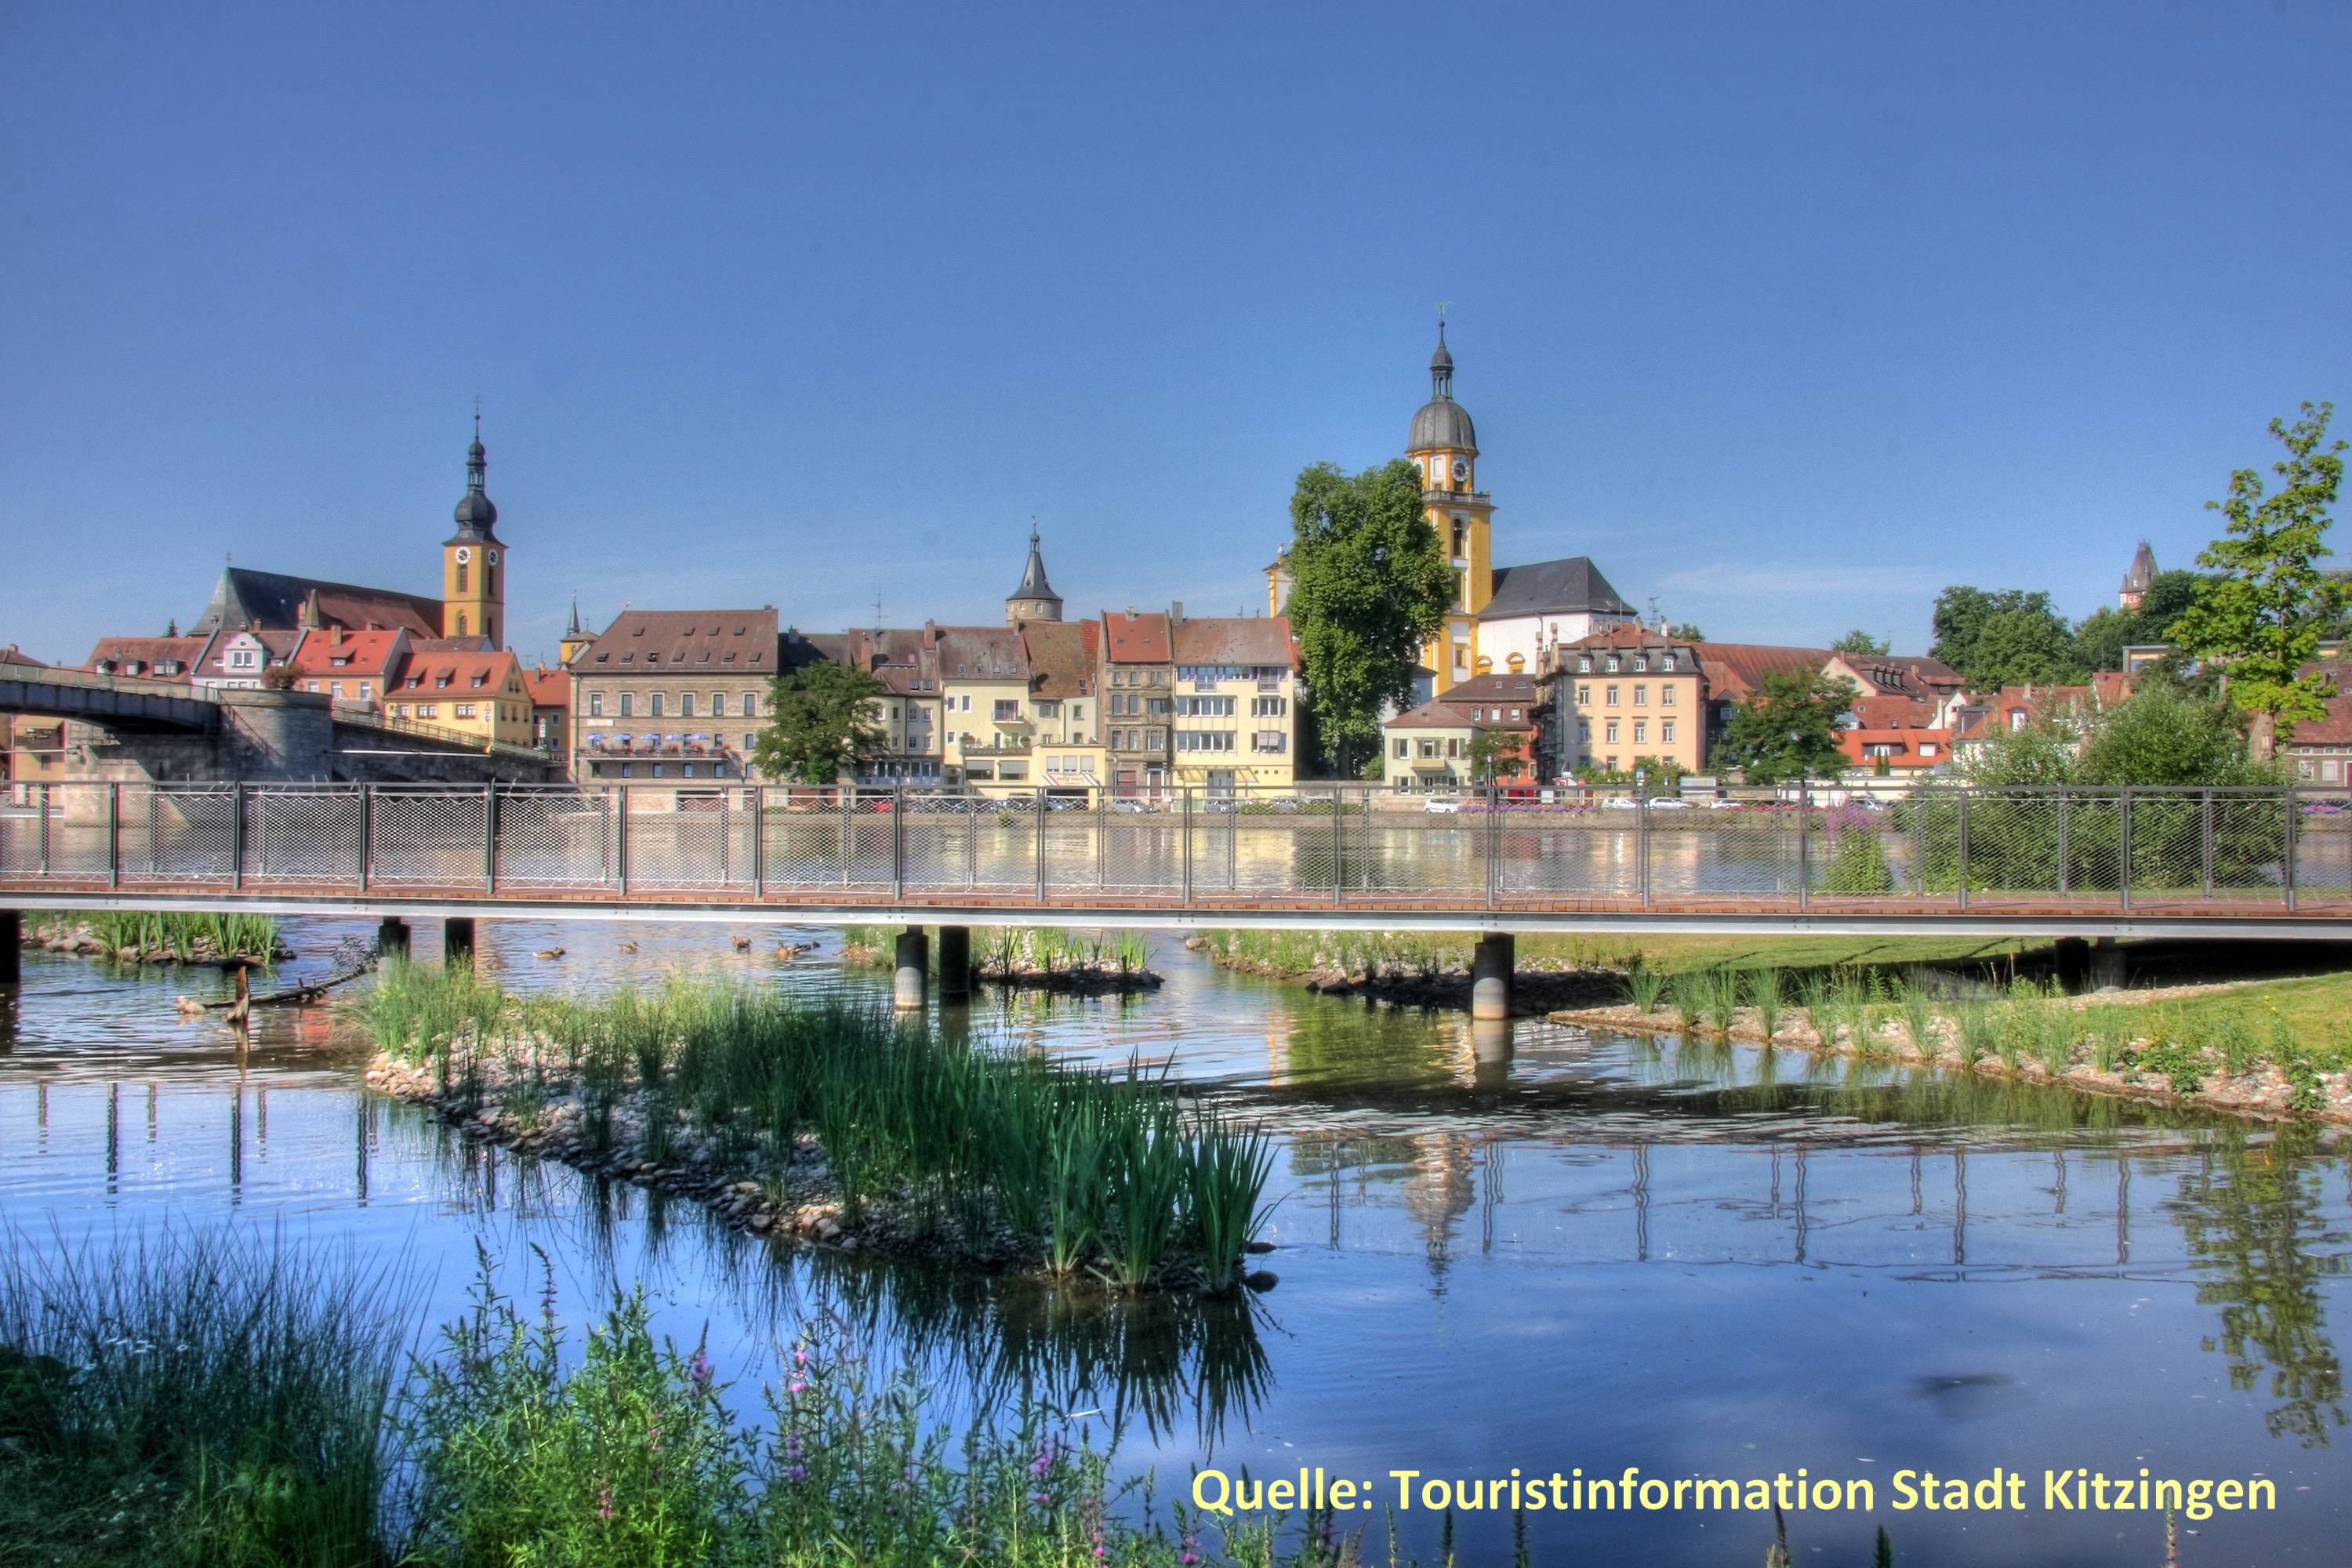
[
  {"x1": 444, "y1": 917, "x2": 476, "y2": 967},
  {"x1": 377, "y1": 916, "x2": 410, "y2": 962},
  {"x1": 2053, "y1": 936, "x2": 2090, "y2": 993},
  {"x1": 894, "y1": 927, "x2": 930, "y2": 1011},
  {"x1": 1471, "y1": 931, "x2": 1515, "y2": 1020},
  {"x1": 2089, "y1": 937, "x2": 2126, "y2": 992},
  {"x1": 936, "y1": 925, "x2": 971, "y2": 1002},
  {"x1": 0, "y1": 909, "x2": 18, "y2": 985}
]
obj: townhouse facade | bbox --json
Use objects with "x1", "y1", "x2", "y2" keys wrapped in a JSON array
[
  {"x1": 568, "y1": 608, "x2": 782, "y2": 803},
  {"x1": 1170, "y1": 615, "x2": 1299, "y2": 793},
  {"x1": 289, "y1": 626, "x2": 410, "y2": 713},
  {"x1": 1100, "y1": 609, "x2": 1175, "y2": 797},
  {"x1": 1549, "y1": 626, "x2": 1706, "y2": 778},
  {"x1": 1381, "y1": 671, "x2": 1543, "y2": 794},
  {"x1": 384, "y1": 647, "x2": 533, "y2": 749}
]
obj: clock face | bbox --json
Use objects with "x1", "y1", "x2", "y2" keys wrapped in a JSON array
[
  {"x1": 487, "y1": 550, "x2": 499, "y2": 565},
  {"x1": 1451, "y1": 456, "x2": 1470, "y2": 482},
  {"x1": 454, "y1": 546, "x2": 473, "y2": 564}
]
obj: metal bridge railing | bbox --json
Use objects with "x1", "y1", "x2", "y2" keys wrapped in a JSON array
[{"x1": 1, "y1": 780, "x2": 2347, "y2": 913}]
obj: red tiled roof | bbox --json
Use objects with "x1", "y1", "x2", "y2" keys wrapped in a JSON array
[
  {"x1": 1171, "y1": 616, "x2": 1297, "y2": 669},
  {"x1": 579, "y1": 609, "x2": 780, "y2": 675},
  {"x1": 1018, "y1": 620, "x2": 1096, "y2": 699},
  {"x1": 288, "y1": 629, "x2": 404, "y2": 679},
  {"x1": 85, "y1": 636, "x2": 209, "y2": 681},
  {"x1": 2287, "y1": 662, "x2": 2352, "y2": 746},
  {"x1": 1697, "y1": 643, "x2": 1831, "y2": 702},
  {"x1": 1102, "y1": 610, "x2": 1171, "y2": 664},
  {"x1": 391, "y1": 648, "x2": 524, "y2": 695},
  {"x1": 523, "y1": 666, "x2": 571, "y2": 707}
]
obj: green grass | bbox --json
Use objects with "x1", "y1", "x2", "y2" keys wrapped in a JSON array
[
  {"x1": 350, "y1": 963, "x2": 1272, "y2": 1291},
  {"x1": 26, "y1": 911, "x2": 280, "y2": 964},
  {"x1": 1200, "y1": 927, "x2": 2042, "y2": 982},
  {"x1": 0, "y1": 1226, "x2": 408, "y2": 1568},
  {"x1": 976, "y1": 927, "x2": 1152, "y2": 978}
]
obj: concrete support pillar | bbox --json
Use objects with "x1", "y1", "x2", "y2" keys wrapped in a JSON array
[
  {"x1": 936, "y1": 924, "x2": 971, "y2": 1001},
  {"x1": 0, "y1": 909, "x2": 19, "y2": 985},
  {"x1": 1471, "y1": 931, "x2": 1515, "y2": 1021},
  {"x1": 2053, "y1": 936, "x2": 2090, "y2": 993},
  {"x1": 444, "y1": 917, "x2": 476, "y2": 967},
  {"x1": 2088, "y1": 936, "x2": 2126, "y2": 993},
  {"x1": 893, "y1": 927, "x2": 930, "y2": 1011},
  {"x1": 377, "y1": 916, "x2": 411, "y2": 962}
]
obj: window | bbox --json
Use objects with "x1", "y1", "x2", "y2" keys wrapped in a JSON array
[
  {"x1": 1452, "y1": 642, "x2": 1470, "y2": 671},
  {"x1": 652, "y1": 694, "x2": 666, "y2": 717},
  {"x1": 1605, "y1": 685, "x2": 1619, "y2": 706},
  {"x1": 1605, "y1": 655, "x2": 1621, "y2": 673},
  {"x1": 418, "y1": 703, "x2": 438, "y2": 718},
  {"x1": 1576, "y1": 684, "x2": 1591, "y2": 705},
  {"x1": 1633, "y1": 721, "x2": 1647, "y2": 745},
  {"x1": 1177, "y1": 695, "x2": 1235, "y2": 717},
  {"x1": 456, "y1": 613, "x2": 468, "y2": 636},
  {"x1": 1445, "y1": 738, "x2": 1460, "y2": 758},
  {"x1": 993, "y1": 699, "x2": 1020, "y2": 721},
  {"x1": 1634, "y1": 655, "x2": 1648, "y2": 673},
  {"x1": 1634, "y1": 684, "x2": 1648, "y2": 706},
  {"x1": 1577, "y1": 720, "x2": 1592, "y2": 742},
  {"x1": 1577, "y1": 655, "x2": 1592, "y2": 673},
  {"x1": 1919, "y1": 742, "x2": 1940, "y2": 758},
  {"x1": 1661, "y1": 686, "x2": 1675, "y2": 706},
  {"x1": 1175, "y1": 731, "x2": 1235, "y2": 753},
  {"x1": 681, "y1": 693, "x2": 696, "y2": 717},
  {"x1": 590, "y1": 692, "x2": 604, "y2": 717},
  {"x1": 358, "y1": 682, "x2": 372, "y2": 701},
  {"x1": 742, "y1": 691, "x2": 759, "y2": 716},
  {"x1": 1605, "y1": 721, "x2": 1619, "y2": 744},
  {"x1": 1662, "y1": 654, "x2": 1678, "y2": 672},
  {"x1": 1393, "y1": 739, "x2": 1407, "y2": 759},
  {"x1": 1250, "y1": 695, "x2": 1285, "y2": 717},
  {"x1": 455, "y1": 562, "x2": 469, "y2": 593},
  {"x1": 456, "y1": 703, "x2": 477, "y2": 719},
  {"x1": 1252, "y1": 731, "x2": 1286, "y2": 753},
  {"x1": 1661, "y1": 720, "x2": 1676, "y2": 743}
]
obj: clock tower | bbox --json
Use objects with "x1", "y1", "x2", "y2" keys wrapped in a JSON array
[
  {"x1": 442, "y1": 416, "x2": 506, "y2": 648},
  {"x1": 1406, "y1": 323, "x2": 1494, "y2": 694}
]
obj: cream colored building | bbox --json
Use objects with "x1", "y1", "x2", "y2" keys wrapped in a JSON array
[
  {"x1": 1552, "y1": 626, "x2": 1705, "y2": 778},
  {"x1": 1169, "y1": 616, "x2": 1301, "y2": 793}
]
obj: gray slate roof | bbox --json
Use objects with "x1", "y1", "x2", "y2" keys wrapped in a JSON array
[{"x1": 1478, "y1": 556, "x2": 1634, "y2": 621}]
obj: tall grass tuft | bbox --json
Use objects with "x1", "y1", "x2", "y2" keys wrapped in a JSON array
[
  {"x1": 1702, "y1": 967, "x2": 1743, "y2": 1036},
  {"x1": 83, "y1": 911, "x2": 280, "y2": 964},
  {"x1": 1750, "y1": 967, "x2": 1784, "y2": 1042},
  {"x1": 348, "y1": 968, "x2": 1273, "y2": 1290},
  {"x1": 0, "y1": 1226, "x2": 407, "y2": 1568},
  {"x1": 1899, "y1": 977, "x2": 1936, "y2": 1054},
  {"x1": 1667, "y1": 970, "x2": 1707, "y2": 1033},
  {"x1": 1624, "y1": 963, "x2": 1668, "y2": 1013}
]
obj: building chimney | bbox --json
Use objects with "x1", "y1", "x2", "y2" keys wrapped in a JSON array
[{"x1": 1170, "y1": 601, "x2": 1184, "y2": 622}]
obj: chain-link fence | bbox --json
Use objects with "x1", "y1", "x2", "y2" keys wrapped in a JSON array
[{"x1": 2, "y1": 780, "x2": 2346, "y2": 916}]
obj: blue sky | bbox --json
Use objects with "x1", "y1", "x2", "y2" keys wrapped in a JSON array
[{"x1": 2, "y1": 2, "x2": 2346, "y2": 665}]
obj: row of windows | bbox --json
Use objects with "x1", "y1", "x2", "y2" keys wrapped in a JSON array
[
  {"x1": 1107, "y1": 693, "x2": 1171, "y2": 716},
  {"x1": 1176, "y1": 695, "x2": 1234, "y2": 717},
  {"x1": 1577, "y1": 719, "x2": 1678, "y2": 746},
  {"x1": 1109, "y1": 669, "x2": 1169, "y2": 688},
  {"x1": 1573, "y1": 683, "x2": 1679, "y2": 708},
  {"x1": 1110, "y1": 729, "x2": 1167, "y2": 751},
  {"x1": 589, "y1": 690, "x2": 763, "y2": 719},
  {"x1": 390, "y1": 702, "x2": 523, "y2": 723},
  {"x1": 607, "y1": 761, "x2": 730, "y2": 779},
  {"x1": 1574, "y1": 652, "x2": 1680, "y2": 674},
  {"x1": 304, "y1": 681, "x2": 375, "y2": 701}
]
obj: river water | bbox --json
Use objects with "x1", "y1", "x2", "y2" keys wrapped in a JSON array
[{"x1": 2, "y1": 920, "x2": 2345, "y2": 1565}]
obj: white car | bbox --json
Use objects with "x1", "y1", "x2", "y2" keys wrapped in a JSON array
[
  {"x1": 1424, "y1": 796, "x2": 1462, "y2": 814},
  {"x1": 1649, "y1": 797, "x2": 1693, "y2": 811}
]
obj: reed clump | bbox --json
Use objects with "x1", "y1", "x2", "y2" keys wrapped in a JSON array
[
  {"x1": 0, "y1": 1226, "x2": 406, "y2": 1568},
  {"x1": 351, "y1": 963, "x2": 1272, "y2": 1293}
]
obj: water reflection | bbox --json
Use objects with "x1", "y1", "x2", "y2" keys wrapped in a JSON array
[
  {"x1": 2169, "y1": 1123, "x2": 2350, "y2": 1446},
  {"x1": 3, "y1": 922, "x2": 2350, "y2": 1562}
]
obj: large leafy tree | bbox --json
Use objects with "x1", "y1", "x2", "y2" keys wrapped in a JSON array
[
  {"x1": 1828, "y1": 629, "x2": 1889, "y2": 657},
  {"x1": 2171, "y1": 402, "x2": 2347, "y2": 759},
  {"x1": 1284, "y1": 459, "x2": 1456, "y2": 775},
  {"x1": 2074, "y1": 568, "x2": 2213, "y2": 671},
  {"x1": 1716, "y1": 671, "x2": 1853, "y2": 784},
  {"x1": 1929, "y1": 586, "x2": 2085, "y2": 689},
  {"x1": 1463, "y1": 727, "x2": 1525, "y2": 783},
  {"x1": 1666, "y1": 622, "x2": 1705, "y2": 642},
  {"x1": 752, "y1": 661, "x2": 888, "y2": 786}
]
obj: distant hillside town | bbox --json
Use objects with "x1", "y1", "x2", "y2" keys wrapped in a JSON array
[{"x1": 7, "y1": 336, "x2": 2339, "y2": 804}]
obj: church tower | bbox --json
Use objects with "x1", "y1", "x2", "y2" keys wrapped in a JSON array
[
  {"x1": 557, "y1": 596, "x2": 593, "y2": 666},
  {"x1": 442, "y1": 415, "x2": 506, "y2": 648},
  {"x1": 1006, "y1": 528, "x2": 1063, "y2": 625},
  {"x1": 1406, "y1": 323, "x2": 1494, "y2": 694}
]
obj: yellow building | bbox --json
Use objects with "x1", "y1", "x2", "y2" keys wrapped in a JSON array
[
  {"x1": 1407, "y1": 324, "x2": 1495, "y2": 695},
  {"x1": 1170, "y1": 616, "x2": 1301, "y2": 793},
  {"x1": 441, "y1": 417, "x2": 507, "y2": 647},
  {"x1": 935, "y1": 625, "x2": 1038, "y2": 795},
  {"x1": 385, "y1": 648, "x2": 534, "y2": 749},
  {"x1": 1552, "y1": 626, "x2": 1705, "y2": 779}
]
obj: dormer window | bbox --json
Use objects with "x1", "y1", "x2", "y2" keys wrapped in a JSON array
[
  {"x1": 1662, "y1": 655, "x2": 1677, "y2": 672},
  {"x1": 1605, "y1": 655, "x2": 1620, "y2": 673},
  {"x1": 1633, "y1": 655, "x2": 1648, "y2": 672},
  {"x1": 1577, "y1": 655, "x2": 1592, "y2": 673}
]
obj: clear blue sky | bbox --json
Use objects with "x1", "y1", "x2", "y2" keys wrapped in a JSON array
[{"x1": 2, "y1": 2, "x2": 2347, "y2": 665}]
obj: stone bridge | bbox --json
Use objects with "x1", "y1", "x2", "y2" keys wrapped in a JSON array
[{"x1": 0, "y1": 660, "x2": 559, "y2": 792}]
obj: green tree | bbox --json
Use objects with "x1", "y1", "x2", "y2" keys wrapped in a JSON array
[
  {"x1": 1931, "y1": 586, "x2": 2085, "y2": 688},
  {"x1": 1666, "y1": 622, "x2": 1705, "y2": 642},
  {"x1": 1463, "y1": 727, "x2": 1524, "y2": 783},
  {"x1": 1716, "y1": 672, "x2": 1853, "y2": 784},
  {"x1": 2076, "y1": 569, "x2": 2217, "y2": 671},
  {"x1": 751, "y1": 661, "x2": 887, "y2": 786},
  {"x1": 1828, "y1": 629, "x2": 1889, "y2": 657},
  {"x1": 2171, "y1": 402, "x2": 2347, "y2": 759},
  {"x1": 1285, "y1": 459, "x2": 1456, "y2": 774}
]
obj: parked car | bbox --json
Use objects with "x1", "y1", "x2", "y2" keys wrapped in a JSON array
[
  {"x1": 1111, "y1": 798, "x2": 1157, "y2": 814},
  {"x1": 1424, "y1": 795, "x2": 1461, "y2": 814},
  {"x1": 1650, "y1": 797, "x2": 1693, "y2": 811}
]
